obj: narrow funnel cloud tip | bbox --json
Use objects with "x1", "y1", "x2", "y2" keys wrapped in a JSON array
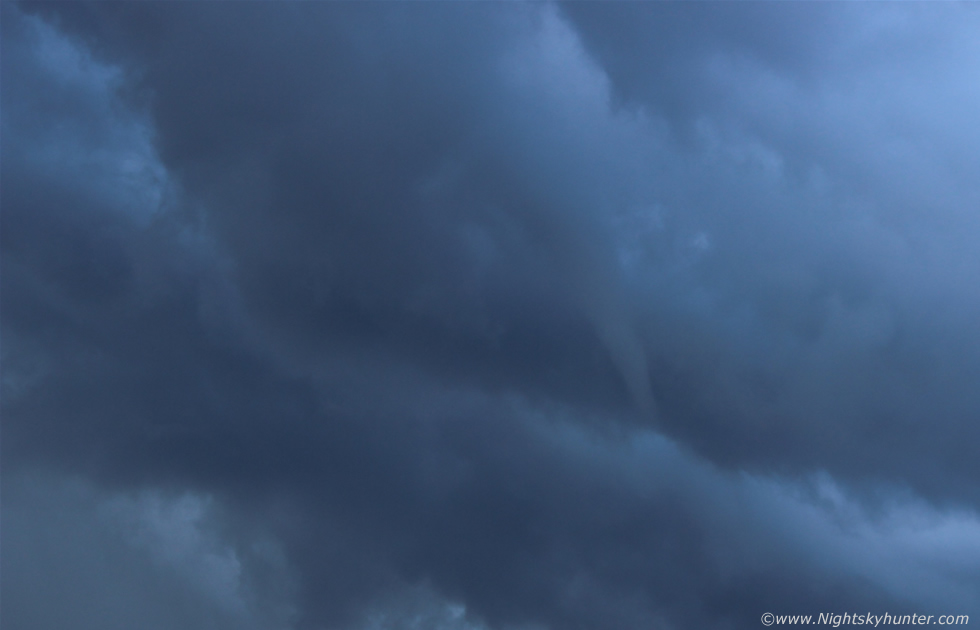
[{"x1": 593, "y1": 306, "x2": 658, "y2": 421}]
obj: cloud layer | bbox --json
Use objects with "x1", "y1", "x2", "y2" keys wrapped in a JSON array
[{"x1": 3, "y1": 3, "x2": 979, "y2": 629}]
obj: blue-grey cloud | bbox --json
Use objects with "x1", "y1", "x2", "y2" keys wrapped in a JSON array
[{"x1": 3, "y1": 3, "x2": 979, "y2": 629}]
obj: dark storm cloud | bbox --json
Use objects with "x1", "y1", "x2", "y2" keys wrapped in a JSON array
[
  {"x1": 22, "y1": 1, "x2": 654, "y2": 414},
  {"x1": 3, "y1": 3, "x2": 979, "y2": 630}
]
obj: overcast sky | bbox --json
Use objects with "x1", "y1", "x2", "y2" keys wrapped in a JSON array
[{"x1": 2, "y1": 2, "x2": 980, "y2": 629}]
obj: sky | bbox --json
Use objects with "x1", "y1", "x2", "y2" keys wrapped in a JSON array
[{"x1": 2, "y1": 2, "x2": 979, "y2": 629}]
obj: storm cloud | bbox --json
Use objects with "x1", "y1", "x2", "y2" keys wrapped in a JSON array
[{"x1": 2, "y1": 3, "x2": 979, "y2": 629}]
